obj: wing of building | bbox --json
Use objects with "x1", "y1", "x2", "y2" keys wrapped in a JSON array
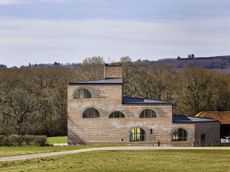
[
  {"x1": 196, "y1": 111, "x2": 230, "y2": 138},
  {"x1": 68, "y1": 63, "x2": 220, "y2": 146}
]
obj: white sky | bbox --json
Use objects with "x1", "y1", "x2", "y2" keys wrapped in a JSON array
[{"x1": 0, "y1": 0, "x2": 230, "y2": 67}]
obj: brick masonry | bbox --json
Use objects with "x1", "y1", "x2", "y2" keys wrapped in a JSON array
[
  {"x1": 68, "y1": 64, "x2": 220, "y2": 146},
  {"x1": 104, "y1": 64, "x2": 123, "y2": 79}
]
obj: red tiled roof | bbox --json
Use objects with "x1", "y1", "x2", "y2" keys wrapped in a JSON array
[{"x1": 195, "y1": 111, "x2": 230, "y2": 124}]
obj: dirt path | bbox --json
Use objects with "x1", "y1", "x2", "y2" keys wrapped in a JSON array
[{"x1": 0, "y1": 146, "x2": 230, "y2": 162}]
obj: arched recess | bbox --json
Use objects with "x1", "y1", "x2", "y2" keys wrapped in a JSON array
[
  {"x1": 82, "y1": 108, "x2": 100, "y2": 118},
  {"x1": 109, "y1": 111, "x2": 125, "y2": 118},
  {"x1": 129, "y1": 128, "x2": 146, "y2": 142},
  {"x1": 172, "y1": 128, "x2": 187, "y2": 141},
  {"x1": 73, "y1": 88, "x2": 92, "y2": 99},
  {"x1": 140, "y1": 109, "x2": 156, "y2": 118}
]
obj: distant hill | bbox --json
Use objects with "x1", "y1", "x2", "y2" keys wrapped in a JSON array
[
  {"x1": 156, "y1": 55, "x2": 230, "y2": 73},
  {"x1": 2, "y1": 55, "x2": 230, "y2": 73}
]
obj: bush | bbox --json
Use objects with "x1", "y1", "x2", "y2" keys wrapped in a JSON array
[
  {"x1": 0, "y1": 135, "x2": 47, "y2": 146},
  {"x1": 23, "y1": 135, "x2": 35, "y2": 145},
  {"x1": 33, "y1": 135, "x2": 47, "y2": 146},
  {"x1": 0, "y1": 135, "x2": 6, "y2": 146},
  {"x1": 7, "y1": 134, "x2": 24, "y2": 146}
]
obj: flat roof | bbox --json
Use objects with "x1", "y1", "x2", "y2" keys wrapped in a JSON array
[
  {"x1": 173, "y1": 115, "x2": 218, "y2": 123},
  {"x1": 122, "y1": 97, "x2": 171, "y2": 105},
  {"x1": 105, "y1": 63, "x2": 122, "y2": 66},
  {"x1": 69, "y1": 79, "x2": 122, "y2": 85}
]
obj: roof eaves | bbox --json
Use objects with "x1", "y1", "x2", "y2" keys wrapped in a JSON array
[
  {"x1": 172, "y1": 115, "x2": 218, "y2": 124},
  {"x1": 69, "y1": 79, "x2": 123, "y2": 85},
  {"x1": 69, "y1": 82, "x2": 122, "y2": 85},
  {"x1": 122, "y1": 97, "x2": 172, "y2": 105},
  {"x1": 122, "y1": 103, "x2": 172, "y2": 106}
]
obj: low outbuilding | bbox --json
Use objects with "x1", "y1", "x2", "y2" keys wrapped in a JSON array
[{"x1": 196, "y1": 111, "x2": 230, "y2": 138}]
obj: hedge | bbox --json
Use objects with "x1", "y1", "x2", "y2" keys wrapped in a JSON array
[{"x1": 0, "y1": 134, "x2": 47, "y2": 146}]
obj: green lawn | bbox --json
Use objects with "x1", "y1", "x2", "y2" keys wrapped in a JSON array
[
  {"x1": 47, "y1": 136, "x2": 68, "y2": 144},
  {"x1": 0, "y1": 144, "x2": 130, "y2": 158},
  {"x1": 0, "y1": 150, "x2": 230, "y2": 172},
  {"x1": 0, "y1": 146, "x2": 76, "y2": 158}
]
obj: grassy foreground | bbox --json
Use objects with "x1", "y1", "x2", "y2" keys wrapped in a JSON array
[
  {"x1": 47, "y1": 136, "x2": 67, "y2": 144},
  {"x1": 0, "y1": 146, "x2": 77, "y2": 158},
  {"x1": 0, "y1": 150, "x2": 230, "y2": 172},
  {"x1": 0, "y1": 144, "x2": 130, "y2": 158}
]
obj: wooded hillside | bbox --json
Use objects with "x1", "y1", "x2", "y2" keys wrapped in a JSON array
[{"x1": 0, "y1": 60, "x2": 229, "y2": 136}]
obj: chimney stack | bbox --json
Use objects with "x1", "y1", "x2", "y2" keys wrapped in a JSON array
[{"x1": 104, "y1": 63, "x2": 122, "y2": 79}]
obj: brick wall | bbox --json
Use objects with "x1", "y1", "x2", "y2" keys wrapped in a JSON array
[
  {"x1": 104, "y1": 64, "x2": 122, "y2": 79},
  {"x1": 194, "y1": 122, "x2": 220, "y2": 146},
  {"x1": 68, "y1": 84, "x2": 175, "y2": 145},
  {"x1": 68, "y1": 83, "x2": 220, "y2": 146},
  {"x1": 170, "y1": 123, "x2": 195, "y2": 146}
]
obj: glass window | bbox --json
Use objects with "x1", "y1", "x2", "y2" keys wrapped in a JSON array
[
  {"x1": 83, "y1": 108, "x2": 100, "y2": 118},
  {"x1": 73, "y1": 88, "x2": 92, "y2": 99},
  {"x1": 140, "y1": 109, "x2": 156, "y2": 118},
  {"x1": 172, "y1": 128, "x2": 187, "y2": 141},
  {"x1": 109, "y1": 111, "x2": 125, "y2": 118},
  {"x1": 130, "y1": 128, "x2": 145, "y2": 142}
]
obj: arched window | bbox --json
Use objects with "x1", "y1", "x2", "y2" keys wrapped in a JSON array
[
  {"x1": 73, "y1": 88, "x2": 92, "y2": 99},
  {"x1": 130, "y1": 128, "x2": 145, "y2": 142},
  {"x1": 140, "y1": 109, "x2": 156, "y2": 118},
  {"x1": 82, "y1": 108, "x2": 100, "y2": 118},
  {"x1": 172, "y1": 128, "x2": 187, "y2": 141},
  {"x1": 109, "y1": 111, "x2": 125, "y2": 118}
]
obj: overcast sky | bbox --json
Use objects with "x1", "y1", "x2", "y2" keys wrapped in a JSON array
[{"x1": 0, "y1": 0, "x2": 230, "y2": 67}]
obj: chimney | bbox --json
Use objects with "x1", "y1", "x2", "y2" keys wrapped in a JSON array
[{"x1": 104, "y1": 63, "x2": 122, "y2": 79}]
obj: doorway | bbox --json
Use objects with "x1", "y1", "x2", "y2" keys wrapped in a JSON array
[{"x1": 130, "y1": 128, "x2": 145, "y2": 142}]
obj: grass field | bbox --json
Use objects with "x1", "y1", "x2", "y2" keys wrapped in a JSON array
[
  {"x1": 0, "y1": 146, "x2": 77, "y2": 158},
  {"x1": 0, "y1": 144, "x2": 130, "y2": 158},
  {"x1": 0, "y1": 150, "x2": 230, "y2": 172},
  {"x1": 47, "y1": 136, "x2": 67, "y2": 144}
]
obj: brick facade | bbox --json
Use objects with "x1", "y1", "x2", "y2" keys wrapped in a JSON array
[
  {"x1": 104, "y1": 63, "x2": 123, "y2": 79},
  {"x1": 68, "y1": 64, "x2": 220, "y2": 146}
]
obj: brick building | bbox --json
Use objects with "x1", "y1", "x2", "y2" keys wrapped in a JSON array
[
  {"x1": 196, "y1": 111, "x2": 230, "y2": 138},
  {"x1": 68, "y1": 63, "x2": 220, "y2": 146}
]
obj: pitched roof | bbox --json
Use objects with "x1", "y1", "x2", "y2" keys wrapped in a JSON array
[
  {"x1": 195, "y1": 111, "x2": 230, "y2": 124},
  {"x1": 173, "y1": 115, "x2": 217, "y2": 123},
  {"x1": 69, "y1": 79, "x2": 122, "y2": 85},
  {"x1": 122, "y1": 97, "x2": 171, "y2": 105}
]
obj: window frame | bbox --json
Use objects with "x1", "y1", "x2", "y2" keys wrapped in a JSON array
[
  {"x1": 73, "y1": 88, "x2": 92, "y2": 99},
  {"x1": 140, "y1": 109, "x2": 156, "y2": 118},
  {"x1": 82, "y1": 108, "x2": 100, "y2": 118},
  {"x1": 130, "y1": 128, "x2": 146, "y2": 142},
  {"x1": 109, "y1": 111, "x2": 125, "y2": 118},
  {"x1": 172, "y1": 128, "x2": 188, "y2": 141}
]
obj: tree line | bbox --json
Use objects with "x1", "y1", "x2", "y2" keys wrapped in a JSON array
[
  {"x1": 0, "y1": 57, "x2": 229, "y2": 136},
  {"x1": 122, "y1": 62, "x2": 230, "y2": 115}
]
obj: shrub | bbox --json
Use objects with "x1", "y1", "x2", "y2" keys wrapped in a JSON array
[
  {"x1": 23, "y1": 135, "x2": 35, "y2": 145},
  {"x1": 0, "y1": 135, "x2": 6, "y2": 146},
  {"x1": 7, "y1": 134, "x2": 23, "y2": 146},
  {"x1": 33, "y1": 135, "x2": 47, "y2": 146},
  {"x1": 0, "y1": 135, "x2": 47, "y2": 146}
]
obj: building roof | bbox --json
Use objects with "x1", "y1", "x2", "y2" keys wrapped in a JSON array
[
  {"x1": 195, "y1": 111, "x2": 230, "y2": 124},
  {"x1": 69, "y1": 79, "x2": 123, "y2": 85},
  {"x1": 173, "y1": 115, "x2": 217, "y2": 123},
  {"x1": 105, "y1": 63, "x2": 122, "y2": 66},
  {"x1": 122, "y1": 97, "x2": 171, "y2": 105}
]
